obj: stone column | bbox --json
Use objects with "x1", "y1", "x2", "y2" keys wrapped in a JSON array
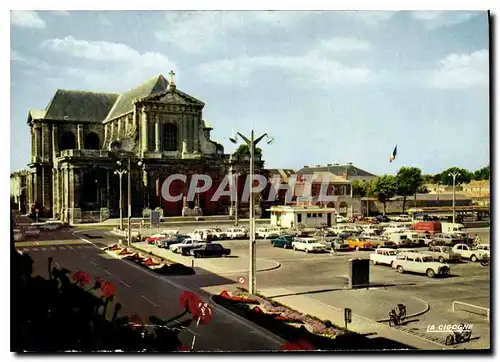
[
  {"x1": 117, "y1": 118, "x2": 122, "y2": 139},
  {"x1": 142, "y1": 109, "x2": 149, "y2": 153},
  {"x1": 155, "y1": 114, "x2": 161, "y2": 152},
  {"x1": 30, "y1": 126, "x2": 35, "y2": 163},
  {"x1": 182, "y1": 117, "x2": 188, "y2": 154},
  {"x1": 34, "y1": 124, "x2": 42, "y2": 161},
  {"x1": 42, "y1": 166, "x2": 52, "y2": 215},
  {"x1": 52, "y1": 169, "x2": 59, "y2": 217},
  {"x1": 33, "y1": 170, "x2": 38, "y2": 203},
  {"x1": 193, "y1": 117, "x2": 200, "y2": 152},
  {"x1": 42, "y1": 123, "x2": 50, "y2": 162},
  {"x1": 143, "y1": 168, "x2": 150, "y2": 208},
  {"x1": 52, "y1": 124, "x2": 58, "y2": 160},
  {"x1": 69, "y1": 167, "x2": 82, "y2": 224},
  {"x1": 110, "y1": 122, "x2": 115, "y2": 141},
  {"x1": 77, "y1": 124, "x2": 84, "y2": 149}
]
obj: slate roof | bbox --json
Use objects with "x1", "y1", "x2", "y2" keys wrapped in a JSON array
[
  {"x1": 296, "y1": 164, "x2": 377, "y2": 179},
  {"x1": 43, "y1": 90, "x2": 119, "y2": 122},
  {"x1": 105, "y1": 74, "x2": 169, "y2": 122}
]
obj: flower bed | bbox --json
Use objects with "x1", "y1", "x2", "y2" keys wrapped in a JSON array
[
  {"x1": 124, "y1": 252, "x2": 195, "y2": 276},
  {"x1": 213, "y1": 289, "x2": 381, "y2": 351}
]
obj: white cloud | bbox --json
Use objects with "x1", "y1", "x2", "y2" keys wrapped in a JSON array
[
  {"x1": 11, "y1": 10, "x2": 46, "y2": 29},
  {"x1": 41, "y1": 36, "x2": 176, "y2": 70},
  {"x1": 11, "y1": 50, "x2": 24, "y2": 62},
  {"x1": 312, "y1": 37, "x2": 373, "y2": 54},
  {"x1": 11, "y1": 50, "x2": 49, "y2": 69},
  {"x1": 344, "y1": 11, "x2": 396, "y2": 25},
  {"x1": 155, "y1": 11, "x2": 314, "y2": 53},
  {"x1": 52, "y1": 10, "x2": 70, "y2": 17},
  {"x1": 197, "y1": 37, "x2": 374, "y2": 87},
  {"x1": 427, "y1": 49, "x2": 488, "y2": 89},
  {"x1": 411, "y1": 11, "x2": 479, "y2": 29}
]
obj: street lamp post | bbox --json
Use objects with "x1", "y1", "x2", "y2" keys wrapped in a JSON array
[
  {"x1": 114, "y1": 168, "x2": 127, "y2": 230},
  {"x1": 230, "y1": 130, "x2": 274, "y2": 295},
  {"x1": 448, "y1": 171, "x2": 460, "y2": 224}
]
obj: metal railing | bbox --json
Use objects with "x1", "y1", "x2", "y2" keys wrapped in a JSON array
[
  {"x1": 452, "y1": 301, "x2": 490, "y2": 320},
  {"x1": 60, "y1": 149, "x2": 110, "y2": 158}
]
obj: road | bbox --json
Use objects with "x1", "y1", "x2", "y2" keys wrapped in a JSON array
[{"x1": 17, "y1": 237, "x2": 284, "y2": 351}]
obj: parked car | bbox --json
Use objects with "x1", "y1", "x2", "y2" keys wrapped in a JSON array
[
  {"x1": 375, "y1": 215, "x2": 390, "y2": 223},
  {"x1": 146, "y1": 231, "x2": 176, "y2": 244},
  {"x1": 361, "y1": 224, "x2": 382, "y2": 233},
  {"x1": 13, "y1": 229, "x2": 25, "y2": 241},
  {"x1": 391, "y1": 214, "x2": 412, "y2": 222},
  {"x1": 392, "y1": 252, "x2": 450, "y2": 278},
  {"x1": 335, "y1": 215, "x2": 348, "y2": 223},
  {"x1": 24, "y1": 226, "x2": 40, "y2": 237},
  {"x1": 452, "y1": 244, "x2": 488, "y2": 262},
  {"x1": 291, "y1": 238, "x2": 327, "y2": 253},
  {"x1": 170, "y1": 239, "x2": 206, "y2": 255},
  {"x1": 271, "y1": 235, "x2": 295, "y2": 248},
  {"x1": 329, "y1": 237, "x2": 351, "y2": 251},
  {"x1": 386, "y1": 233, "x2": 412, "y2": 247},
  {"x1": 346, "y1": 237, "x2": 375, "y2": 251},
  {"x1": 370, "y1": 248, "x2": 398, "y2": 266},
  {"x1": 39, "y1": 221, "x2": 64, "y2": 231},
  {"x1": 403, "y1": 232, "x2": 432, "y2": 246},
  {"x1": 475, "y1": 244, "x2": 490, "y2": 256},
  {"x1": 190, "y1": 229, "x2": 217, "y2": 242},
  {"x1": 256, "y1": 227, "x2": 280, "y2": 239},
  {"x1": 190, "y1": 243, "x2": 231, "y2": 258},
  {"x1": 225, "y1": 227, "x2": 248, "y2": 239},
  {"x1": 441, "y1": 222, "x2": 466, "y2": 236},
  {"x1": 423, "y1": 245, "x2": 461, "y2": 263},
  {"x1": 432, "y1": 233, "x2": 464, "y2": 246},
  {"x1": 211, "y1": 228, "x2": 228, "y2": 240},
  {"x1": 383, "y1": 224, "x2": 410, "y2": 235},
  {"x1": 158, "y1": 234, "x2": 190, "y2": 249}
]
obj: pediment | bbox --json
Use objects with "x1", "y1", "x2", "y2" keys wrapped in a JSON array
[{"x1": 144, "y1": 89, "x2": 205, "y2": 106}]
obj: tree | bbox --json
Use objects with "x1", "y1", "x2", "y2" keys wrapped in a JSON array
[
  {"x1": 371, "y1": 175, "x2": 397, "y2": 215},
  {"x1": 351, "y1": 180, "x2": 367, "y2": 197},
  {"x1": 439, "y1": 167, "x2": 472, "y2": 186},
  {"x1": 396, "y1": 167, "x2": 423, "y2": 213},
  {"x1": 473, "y1": 165, "x2": 490, "y2": 180}
]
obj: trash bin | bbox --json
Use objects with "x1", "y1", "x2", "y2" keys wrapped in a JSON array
[{"x1": 349, "y1": 258, "x2": 370, "y2": 289}]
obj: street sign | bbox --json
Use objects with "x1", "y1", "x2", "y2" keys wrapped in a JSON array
[
  {"x1": 150, "y1": 211, "x2": 160, "y2": 228},
  {"x1": 238, "y1": 277, "x2": 246, "y2": 285},
  {"x1": 344, "y1": 308, "x2": 352, "y2": 329}
]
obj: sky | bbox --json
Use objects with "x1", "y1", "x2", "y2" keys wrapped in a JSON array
[{"x1": 10, "y1": 10, "x2": 490, "y2": 175}]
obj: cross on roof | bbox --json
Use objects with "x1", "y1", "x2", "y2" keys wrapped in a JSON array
[{"x1": 169, "y1": 70, "x2": 176, "y2": 85}]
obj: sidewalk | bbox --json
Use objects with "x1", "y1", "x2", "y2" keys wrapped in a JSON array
[
  {"x1": 75, "y1": 217, "x2": 270, "y2": 228},
  {"x1": 133, "y1": 242, "x2": 281, "y2": 276},
  {"x1": 257, "y1": 286, "x2": 448, "y2": 350}
]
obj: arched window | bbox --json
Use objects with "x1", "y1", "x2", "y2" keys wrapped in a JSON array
[
  {"x1": 84, "y1": 132, "x2": 100, "y2": 149},
  {"x1": 163, "y1": 123, "x2": 177, "y2": 151},
  {"x1": 60, "y1": 132, "x2": 76, "y2": 150}
]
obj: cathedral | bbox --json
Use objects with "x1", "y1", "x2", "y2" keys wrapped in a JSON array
[{"x1": 24, "y1": 72, "x2": 258, "y2": 223}]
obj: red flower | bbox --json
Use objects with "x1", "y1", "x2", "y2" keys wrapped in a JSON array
[
  {"x1": 130, "y1": 314, "x2": 143, "y2": 328},
  {"x1": 193, "y1": 301, "x2": 213, "y2": 325},
  {"x1": 219, "y1": 290, "x2": 259, "y2": 303},
  {"x1": 252, "y1": 306, "x2": 265, "y2": 314},
  {"x1": 177, "y1": 344, "x2": 191, "y2": 352},
  {"x1": 179, "y1": 291, "x2": 202, "y2": 313},
  {"x1": 119, "y1": 248, "x2": 129, "y2": 255},
  {"x1": 100, "y1": 282, "x2": 116, "y2": 299},
  {"x1": 72, "y1": 271, "x2": 91, "y2": 287},
  {"x1": 144, "y1": 258, "x2": 154, "y2": 266},
  {"x1": 280, "y1": 339, "x2": 315, "y2": 351}
]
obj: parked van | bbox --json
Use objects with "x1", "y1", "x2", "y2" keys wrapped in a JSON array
[
  {"x1": 413, "y1": 221, "x2": 442, "y2": 235},
  {"x1": 441, "y1": 222, "x2": 465, "y2": 235}
]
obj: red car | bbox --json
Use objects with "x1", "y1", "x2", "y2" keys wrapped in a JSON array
[{"x1": 146, "y1": 233, "x2": 171, "y2": 244}]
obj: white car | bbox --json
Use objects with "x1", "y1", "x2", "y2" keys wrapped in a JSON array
[
  {"x1": 256, "y1": 227, "x2": 280, "y2": 239},
  {"x1": 361, "y1": 224, "x2": 382, "y2": 233},
  {"x1": 335, "y1": 215, "x2": 348, "y2": 223},
  {"x1": 383, "y1": 224, "x2": 410, "y2": 235},
  {"x1": 24, "y1": 226, "x2": 40, "y2": 237},
  {"x1": 161, "y1": 229, "x2": 180, "y2": 236},
  {"x1": 13, "y1": 229, "x2": 25, "y2": 241},
  {"x1": 39, "y1": 221, "x2": 63, "y2": 231},
  {"x1": 170, "y1": 238, "x2": 204, "y2": 253},
  {"x1": 370, "y1": 248, "x2": 398, "y2": 266},
  {"x1": 211, "y1": 228, "x2": 228, "y2": 240},
  {"x1": 392, "y1": 252, "x2": 450, "y2": 278},
  {"x1": 190, "y1": 229, "x2": 217, "y2": 241},
  {"x1": 291, "y1": 238, "x2": 327, "y2": 253},
  {"x1": 225, "y1": 227, "x2": 247, "y2": 239},
  {"x1": 391, "y1": 214, "x2": 412, "y2": 222},
  {"x1": 452, "y1": 244, "x2": 488, "y2": 262},
  {"x1": 476, "y1": 244, "x2": 490, "y2": 256}
]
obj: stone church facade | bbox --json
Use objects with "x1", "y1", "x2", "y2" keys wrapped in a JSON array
[{"x1": 25, "y1": 72, "x2": 258, "y2": 223}]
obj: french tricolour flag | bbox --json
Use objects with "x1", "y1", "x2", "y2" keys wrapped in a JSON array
[{"x1": 389, "y1": 145, "x2": 397, "y2": 163}]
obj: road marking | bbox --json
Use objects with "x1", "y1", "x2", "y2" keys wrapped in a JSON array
[
  {"x1": 31, "y1": 247, "x2": 38, "y2": 251},
  {"x1": 67, "y1": 246, "x2": 75, "y2": 251},
  {"x1": 103, "y1": 269, "x2": 112, "y2": 276},
  {"x1": 141, "y1": 295, "x2": 158, "y2": 307},
  {"x1": 119, "y1": 279, "x2": 132, "y2": 288},
  {"x1": 50, "y1": 246, "x2": 56, "y2": 250},
  {"x1": 89, "y1": 260, "x2": 98, "y2": 266},
  {"x1": 71, "y1": 228, "x2": 285, "y2": 347},
  {"x1": 54, "y1": 262, "x2": 61, "y2": 268}
]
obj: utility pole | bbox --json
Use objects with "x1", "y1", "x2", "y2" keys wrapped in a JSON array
[
  {"x1": 449, "y1": 171, "x2": 460, "y2": 224},
  {"x1": 230, "y1": 130, "x2": 274, "y2": 295},
  {"x1": 127, "y1": 157, "x2": 132, "y2": 247}
]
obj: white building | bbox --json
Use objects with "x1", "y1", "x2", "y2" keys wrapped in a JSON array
[{"x1": 269, "y1": 205, "x2": 337, "y2": 228}]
